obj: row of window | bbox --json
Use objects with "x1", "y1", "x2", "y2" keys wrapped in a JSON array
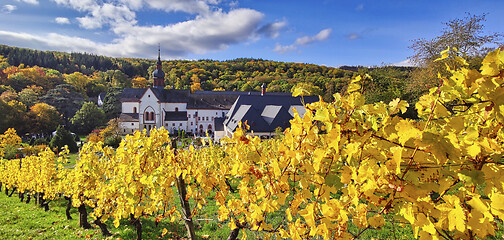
[{"x1": 145, "y1": 112, "x2": 155, "y2": 121}]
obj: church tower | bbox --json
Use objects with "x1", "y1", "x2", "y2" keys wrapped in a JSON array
[{"x1": 152, "y1": 46, "x2": 165, "y2": 89}]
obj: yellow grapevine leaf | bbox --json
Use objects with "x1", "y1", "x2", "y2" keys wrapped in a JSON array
[
  {"x1": 466, "y1": 144, "x2": 481, "y2": 158},
  {"x1": 389, "y1": 98, "x2": 409, "y2": 114},
  {"x1": 396, "y1": 119, "x2": 421, "y2": 145},
  {"x1": 480, "y1": 49, "x2": 501, "y2": 76},
  {"x1": 490, "y1": 192, "x2": 504, "y2": 220},
  {"x1": 468, "y1": 196, "x2": 493, "y2": 221},
  {"x1": 314, "y1": 108, "x2": 330, "y2": 123},
  {"x1": 161, "y1": 228, "x2": 168, "y2": 237},
  {"x1": 368, "y1": 214, "x2": 385, "y2": 228},
  {"x1": 347, "y1": 83, "x2": 361, "y2": 93}
]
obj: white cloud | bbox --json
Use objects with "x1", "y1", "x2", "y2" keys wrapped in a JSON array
[
  {"x1": 2, "y1": 5, "x2": 17, "y2": 13},
  {"x1": 295, "y1": 28, "x2": 331, "y2": 45},
  {"x1": 356, "y1": 4, "x2": 364, "y2": 11},
  {"x1": 16, "y1": 0, "x2": 39, "y2": 5},
  {"x1": 256, "y1": 20, "x2": 287, "y2": 38},
  {"x1": 55, "y1": 17, "x2": 70, "y2": 24},
  {"x1": 0, "y1": 8, "x2": 264, "y2": 58},
  {"x1": 2, "y1": 0, "x2": 267, "y2": 59},
  {"x1": 274, "y1": 28, "x2": 332, "y2": 53},
  {"x1": 77, "y1": 3, "x2": 137, "y2": 29},
  {"x1": 144, "y1": 0, "x2": 218, "y2": 15},
  {"x1": 51, "y1": 0, "x2": 98, "y2": 12},
  {"x1": 113, "y1": 9, "x2": 264, "y2": 56},
  {"x1": 273, "y1": 43, "x2": 296, "y2": 54},
  {"x1": 391, "y1": 59, "x2": 414, "y2": 67}
]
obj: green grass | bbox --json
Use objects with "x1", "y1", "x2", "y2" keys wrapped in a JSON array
[
  {"x1": 2, "y1": 187, "x2": 503, "y2": 240},
  {"x1": 0, "y1": 192, "x2": 98, "y2": 240},
  {"x1": 0, "y1": 189, "x2": 235, "y2": 240}
]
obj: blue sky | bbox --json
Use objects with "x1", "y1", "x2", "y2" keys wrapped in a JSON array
[{"x1": 0, "y1": 0, "x2": 502, "y2": 67}]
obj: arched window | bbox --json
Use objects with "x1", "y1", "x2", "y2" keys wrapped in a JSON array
[
  {"x1": 175, "y1": 107, "x2": 179, "y2": 112},
  {"x1": 208, "y1": 124, "x2": 212, "y2": 130},
  {"x1": 151, "y1": 112, "x2": 155, "y2": 121},
  {"x1": 133, "y1": 107, "x2": 137, "y2": 113},
  {"x1": 145, "y1": 113, "x2": 149, "y2": 121}
]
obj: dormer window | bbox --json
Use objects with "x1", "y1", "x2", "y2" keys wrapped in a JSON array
[
  {"x1": 175, "y1": 107, "x2": 179, "y2": 112},
  {"x1": 133, "y1": 107, "x2": 137, "y2": 113}
]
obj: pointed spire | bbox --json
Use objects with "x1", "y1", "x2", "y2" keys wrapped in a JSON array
[{"x1": 157, "y1": 44, "x2": 162, "y2": 65}]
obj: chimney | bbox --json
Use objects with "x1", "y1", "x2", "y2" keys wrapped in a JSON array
[{"x1": 261, "y1": 83, "x2": 266, "y2": 96}]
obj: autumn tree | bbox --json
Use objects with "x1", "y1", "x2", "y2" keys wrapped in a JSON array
[
  {"x1": 0, "y1": 128, "x2": 22, "y2": 159},
  {"x1": 28, "y1": 103, "x2": 61, "y2": 134},
  {"x1": 0, "y1": 99, "x2": 29, "y2": 133},
  {"x1": 100, "y1": 118, "x2": 122, "y2": 148},
  {"x1": 408, "y1": 13, "x2": 503, "y2": 98},
  {"x1": 18, "y1": 85, "x2": 43, "y2": 107},
  {"x1": 65, "y1": 72, "x2": 90, "y2": 95},
  {"x1": 131, "y1": 76, "x2": 147, "y2": 88}
]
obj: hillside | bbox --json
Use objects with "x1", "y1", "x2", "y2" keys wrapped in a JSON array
[{"x1": 0, "y1": 45, "x2": 418, "y2": 134}]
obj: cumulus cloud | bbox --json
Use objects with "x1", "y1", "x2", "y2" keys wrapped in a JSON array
[
  {"x1": 2, "y1": 5, "x2": 17, "y2": 13},
  {"x1": 51, "y1": 0, "x2": 97, "y2": 12},
  {"x1": 16, "y1": 0, "x2": 39, "y2": 5},
  {"x1": 1, "y1": 0, "x2": 269, "y2": 59},
  {"x1": 55, "y1": 17, "x2": 70, "y2": 24},
  {"x1": 273, "y1": 43, "x2": 296, "y2": 54},
  {"x1": 76, "y1": 3, "x2": 137, "y2": 29},
  {"x1": 274, "y1": 28, "x2": 332, "y2": 53},
  {"x1": 256, "y1": 20, "x2": 287, "y2": 38},
  {"x1": 0, "y1": 8, "x2": 264, "y2": 58}
]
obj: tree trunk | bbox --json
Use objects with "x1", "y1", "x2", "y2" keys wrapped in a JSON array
[
  {"x1": 25, "y1": 193, "x2": 31, "y2": 204},
  {"x1": 226, "y1": 221, "x2": 243, "y2": 240},
  {"x1": 8, "y1": 187, "x2": 17, "y2": 197},
  {"x1": 94, "y1": 217, "x2": 111, "y2": 236},
  {"x1": 64, "y1": 196, "x2": 72, "y2": 220},
  {"x1": 19, "y1": 192, "x2": 24, "y2": 202},
  {"x1": 130, "y1": 214, "x2": 142, "y2": 240},
  {"x1": 78, "y1": 204, "x2": 92, "y2": 229},
  {"x1": 4, "y1": 186, "x2": 8, "y2": 195},
  {"x1": 227, "y1": 227, "x2": 240, "y2": 240},
  {"x1": 41, "y1": 200, "x2": 50, "y2": 211},
  {"x1": 176, "y1": 176, "x2": 196, "y2": 240}
]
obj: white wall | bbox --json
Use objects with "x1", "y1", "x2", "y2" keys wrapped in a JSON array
[
  {"x1": 139, "y1": 88, "x2": 162, "y2": 128},
  {"x1": 122, "y1": 102, "x2": 139, "y2": 113},
  {"x1": 120, "y1": 122, "x2": 139, "y2": 135},
  {"x1": 162, "y1": 103, "x2": 187, "y2": 112}
]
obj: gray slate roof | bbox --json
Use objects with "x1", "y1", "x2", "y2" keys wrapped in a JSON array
[
  {"x1": 119, "y1": 113, "x2": 139, "y2": 122},
  {"x1": 120, "y1": 88, "x2": 293, "y2": 110},
  {"x1": 224, "y1": 95, "x2": 319, "y2": 132},
  {"x1": 165, "y1": 111, "x2": 188, "y2": 121}
]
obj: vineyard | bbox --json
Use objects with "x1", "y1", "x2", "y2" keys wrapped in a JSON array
[{"x1": 1, "y1": 48, "x2": 504, "y2": 239}]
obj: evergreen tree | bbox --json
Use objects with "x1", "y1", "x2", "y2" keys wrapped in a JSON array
[
  {"x1": 102, "y1": 87, "x2": 123, "y2": 119},
  {"x1": 50, "y1": 125, "x2": 78, "y2": 153}
]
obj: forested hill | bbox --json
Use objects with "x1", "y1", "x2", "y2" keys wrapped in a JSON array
[
  {"x1": 0, "y1": 45, "x2": 152, "y2": 77},
  {"x1": 0, "y1": 44, "x2": 421, "y2": 134}
]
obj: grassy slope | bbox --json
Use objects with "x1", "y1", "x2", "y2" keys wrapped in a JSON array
[
  {"x1": 0, "y1": 189, "x2": 234, "y2": 240},
  {"x1": 1, "y1": 185, "x2": 503, "y2": 239}
]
